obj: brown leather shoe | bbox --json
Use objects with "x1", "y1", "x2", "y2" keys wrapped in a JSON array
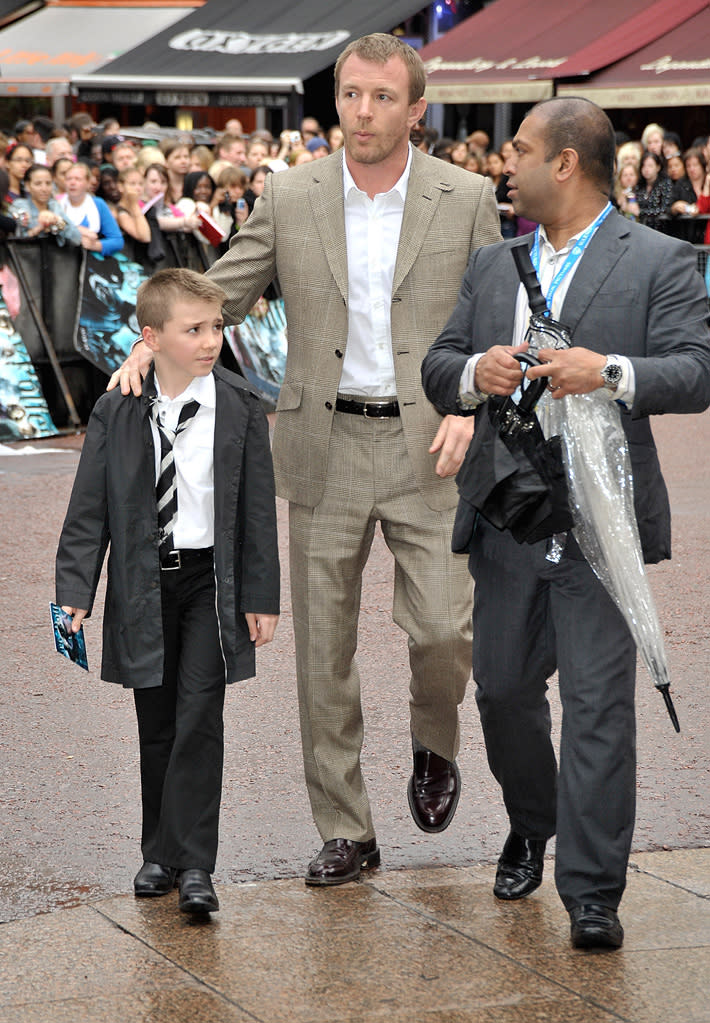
[
  {"x1": 493, "y1": 831, "x2": 546, "y2": 900},
  {"x1": 407, "y1": 736, "x2": 460, "y2": 833},
  {"x1": 305, "y1": 838, "x2": 380, "y2": 887}
]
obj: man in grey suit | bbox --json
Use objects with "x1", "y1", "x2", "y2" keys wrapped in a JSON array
[
  {"x1": 113, "y1": 34, "x2": 501, "y2": 884},
  {"x1": 422, "y1": 97, "x2": 710, "y2": 948}
]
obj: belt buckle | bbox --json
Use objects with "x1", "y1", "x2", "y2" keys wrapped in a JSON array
[
  {"x1": 161, "y1": 550, "x2": 181, "y2": 571},
  {"x1": 364, "y1": 403, "x2": 386, "y2": 419}
]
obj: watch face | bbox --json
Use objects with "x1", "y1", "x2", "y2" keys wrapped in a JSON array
[{"x1": 602, "y1": 362, "x2": 623, "y2": 387}]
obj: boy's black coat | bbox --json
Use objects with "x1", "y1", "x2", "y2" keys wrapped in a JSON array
[{"x1": 56, "y1": 366, "x2": 280, "y2": 686}]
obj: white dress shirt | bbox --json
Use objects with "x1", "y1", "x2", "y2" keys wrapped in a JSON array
[
  {"x1": 150, "y1": 372, "x2": 216, "y2": 549},
  {"x1": 338, "y1": 146, "x2": 412, "y2": 398},
  {"x1": 459, "y1": 218, "x2": 635, "y2": 408}
]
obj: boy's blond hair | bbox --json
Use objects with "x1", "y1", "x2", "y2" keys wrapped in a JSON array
[{"x1": 136, "y1": 268, "x2": 226, "y2": 331}]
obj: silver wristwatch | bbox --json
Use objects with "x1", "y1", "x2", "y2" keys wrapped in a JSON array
[{"x1": 600, "y1": 354, "x2": 623, "y2": 392}]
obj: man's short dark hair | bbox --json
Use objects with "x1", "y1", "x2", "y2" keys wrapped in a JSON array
[
  {"x1": 531, "y1": 97, "x2": 616, "y2": 194},
  {"x1": 334, "y1": 33, "x2": 426, "y2": 105}
]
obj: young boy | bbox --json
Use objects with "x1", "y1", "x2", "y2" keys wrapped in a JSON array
[{"x1": 55, "y1": 268, "x2": 280, "y2": 916}]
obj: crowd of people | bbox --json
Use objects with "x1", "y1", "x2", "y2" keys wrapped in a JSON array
[
  {"x1": 1, "y1": 110, "x2": 708, "y2": 287},
  {"x1": 0, "y1": 112, "x2": 349, "y2": 273}
]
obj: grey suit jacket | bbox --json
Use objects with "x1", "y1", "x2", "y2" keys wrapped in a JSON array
[
  {"x1": 422, "y1": 212, "x2": 710, "y2": 561},
  {"x1": 208, "y1": 146, "x2": 502, "y2": 510}
]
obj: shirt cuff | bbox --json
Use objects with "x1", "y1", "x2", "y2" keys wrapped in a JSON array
[
  {"x1": 606, "y1": 354, "x2": 635, "y2": 409},
  {"x1": 458, "y1": 353, "x2": 488, "y2": 409}
]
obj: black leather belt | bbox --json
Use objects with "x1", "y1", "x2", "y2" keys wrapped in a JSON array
[
  {"x1": 335, "y1": 397, "x2": 400, "y2": 418},
  {"x1": 160, "y1": 547, "x2": 214, "y2": 571}
]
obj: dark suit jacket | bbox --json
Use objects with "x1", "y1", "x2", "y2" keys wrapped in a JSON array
[
  {"x1": 422, "y1": 211, "x2": 710, "y2": 563},
  {"x1": 55, "y1": 366, "x2": 280, "y2": 687}
]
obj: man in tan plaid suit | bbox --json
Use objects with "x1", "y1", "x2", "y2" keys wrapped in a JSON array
[{"x1": 115, "y1": 34, "x2": 501, "y2": 885}]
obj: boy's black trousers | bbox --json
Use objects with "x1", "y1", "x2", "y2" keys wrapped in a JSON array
[{"x1": 133, "y1": 553, "x2": 225, "y2": 873}]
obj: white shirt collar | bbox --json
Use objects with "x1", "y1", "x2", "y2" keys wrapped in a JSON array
[
  {"x1": 342, "y1": 143, "x2": 413, "y2": 202},
  {"x1": 153, "y1": 370, "x2": 216, "y2": 409}
]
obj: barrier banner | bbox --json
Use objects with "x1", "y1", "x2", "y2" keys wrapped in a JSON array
[
  {"x1": 224, "y1": 296, "x2": 287, "y2": 410},
  {"x1": 0, "y1": 294, "x2": 57, "y2": 441},
  {"x1": 75, "y1": 251, "x2": 149, "y2": 374}
]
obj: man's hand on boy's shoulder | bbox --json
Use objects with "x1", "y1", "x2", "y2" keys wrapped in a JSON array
[
  {"x1": 107, "y1": 339, "x2": 153, "y2": 397},
  {"x1": 245, "y1": 612, "x2": 279, "y2": 648}
]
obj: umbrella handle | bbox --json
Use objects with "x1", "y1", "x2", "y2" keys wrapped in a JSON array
[{"x1": 515, "y1": 352, "x2": 549, "y2": 413}]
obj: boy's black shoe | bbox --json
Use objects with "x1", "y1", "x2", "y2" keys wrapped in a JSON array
[
  {"x1": 178, "y1": 869, "x2": 219, "y2": 914},
  {"x1": 134, "y1": 861, "x2": 177, "y2": 897}
]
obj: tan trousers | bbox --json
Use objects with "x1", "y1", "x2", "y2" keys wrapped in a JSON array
[{"x1": 289, "y1": 411, "x2": 472, "y2": 842}]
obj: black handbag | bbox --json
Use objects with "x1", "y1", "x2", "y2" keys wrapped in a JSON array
[{"x1": 456, "y1": 351, "x2": 574, "y2": 544}]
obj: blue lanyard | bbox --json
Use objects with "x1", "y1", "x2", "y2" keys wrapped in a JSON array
[{"x1": 530, "y1": 203, "x2": 613, "y2": 314}]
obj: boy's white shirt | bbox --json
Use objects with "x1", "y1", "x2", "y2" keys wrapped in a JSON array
[{"x1": 150, "y1": 371, "x2": 216, "y2": 549}]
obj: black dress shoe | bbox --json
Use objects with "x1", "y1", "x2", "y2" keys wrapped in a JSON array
[
  {"x1": 177, "y1": 869, "x2": 219, "y2": 914},
  {"x1": 407, "y1": 737, "x2": 460, "y2": 833},
  {"x1": 134, "y1": 861, "x2": 176, "y2": 897},
  {"x1": 493, "y1": 830, "x2": 546, "y2": 900},
  {"x1": 305, "y1": 838, "x2": 380, "y2": 887},
  {"x1": 569, "y1": 904, "x2": 624, "y2": 949}
]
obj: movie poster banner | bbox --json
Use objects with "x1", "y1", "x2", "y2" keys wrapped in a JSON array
[
  {"x1": 0, "y1": 294, "x2": 57, "y2": 442},
  {"x1": 224, "y1": 296, "x2": 287, "y2": 410},
  {"x1": 75, "y1": 251, "x2": 149, "y2": 374}
]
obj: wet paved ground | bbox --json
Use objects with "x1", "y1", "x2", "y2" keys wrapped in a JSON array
[
  {"x1": 1, "y1": 849, "x2": 709, "y2": 1021},
  {"x1": 1, "y1": 411, "x2": 708, "y2": 1020}
]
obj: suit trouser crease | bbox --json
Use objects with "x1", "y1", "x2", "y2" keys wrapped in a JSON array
[
  {"x1": 470, "y1": 520, "x2": 637, "y2": 909},
  {"x1": 289, "y1": 412, "x2": 472, "y2": 842},
  {"x1": 133, "y1": 559, "x2": 226, "y2": 872}
]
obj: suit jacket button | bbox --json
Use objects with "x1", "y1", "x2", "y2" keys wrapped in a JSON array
[
  {"x1": 335, "y1": 349, "x2": 343, "y2": 358},
  {"x1": 325, "y1": 401, "x2": 333, "y2": 410}
]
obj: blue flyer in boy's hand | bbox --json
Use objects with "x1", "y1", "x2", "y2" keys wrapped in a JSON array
[{"x1": 50, "y1": 602, "x2": 89, "y2": 671}]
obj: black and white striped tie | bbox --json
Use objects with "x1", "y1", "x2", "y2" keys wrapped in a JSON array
[{"x1": 153, "y1": 399, "x2": 200, "y2": 563}]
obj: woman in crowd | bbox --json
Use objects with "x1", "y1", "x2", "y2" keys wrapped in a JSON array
[
  {"x1": 158, "y1": 137, "x2": 191, "y2": 205},
  {"x1": 641, "y1": 123, "x2": 665, "y2": 156},
  {"x1": 636, "y1": 150, "x2": 673, "y2": 232},
  {"x1": 177, "y1": 170, "x2": 221, "y2": 268},
  {"x1": 244, "y1": 164, "x2": 272, "y2": 214},
  {"x1": 614, "y1": 163, "x2": 640, "y2": 220},
  {"x1": 485, "y1": 150, "x2": 515, "y2": 238},
  {"x1": 668, "y1": 147, "x2": 706, "y2": 243},
  {"x1": 5, "y1": 144, "x2": 34, "y2": 202},
  {"x1": 189, "y1": 145, "x2": 214, "y2": 173},
  {"x1": 449, "y1": 140, "x2": 469, "y2": 168},
  {"x1": 115, "y1": 166, "x2": 151, "y2": 247},
  {"x1": 51, "y1": 156, "x2": 74, "y2": 201},
  {"x1": 97, "y1": 164, "x2": 120, "y2": 216},
  {"x1": 245, "y1": 137, "x2": 269, "y2": 172},
  {"x1": 142, "y1": 161, "x2": 200, "y2": 236},
  {"x1": 10, "y1": 164, "x2": 81, "y2": 246},
  {"x1": 59, "y1": 161, "x2": 123, "y2": 255},
  {"x1": 326, "y1": 125, "x2": 344, "y2": 151}
]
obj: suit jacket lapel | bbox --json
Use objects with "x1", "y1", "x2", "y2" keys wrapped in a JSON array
[
  {"x1": 308, "y1": 150, "x2": 349, "y2": 303},
  {"x1": 560, "y1": 212, "x2": 631, "y2": 335},
  {"x1": 393, "y1": 148, "x2": 448, "y2": 296}
]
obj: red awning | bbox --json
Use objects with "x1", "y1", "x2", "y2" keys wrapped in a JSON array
[
  {"x1": 557, "y1": 4, "x2": 710, "y2": 107},
  {"x1": 419, "y1": 0, "x2": 708, "y2": 103}
]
